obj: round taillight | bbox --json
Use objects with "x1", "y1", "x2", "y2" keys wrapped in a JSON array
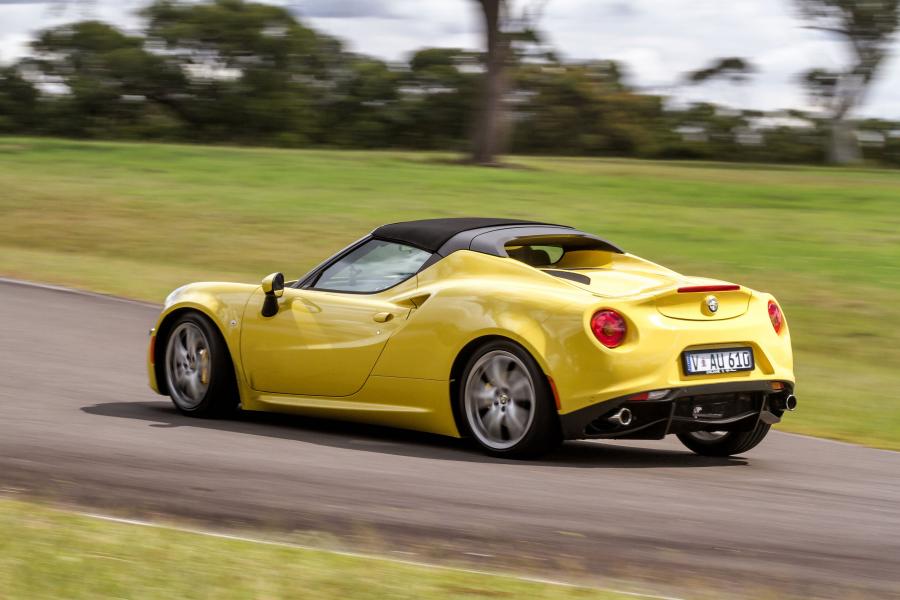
[
  {"x1": 768, "y1": 300, "x2": 784, "y2": 334},
  {"x1": 591, "y1": 310, "x2": 627, "y2": 348}
]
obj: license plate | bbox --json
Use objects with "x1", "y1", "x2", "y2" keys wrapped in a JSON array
[{"x1": 682, "y1": 347, "x2": 754, "y2": 375}]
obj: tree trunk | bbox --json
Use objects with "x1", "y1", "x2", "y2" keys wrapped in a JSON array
[
  {"x1": 828, "y1": 117, "x2": 861, "y2": 164},
  {"x1": 471, "y1": 0, "x2": 508, "y2": 166},
  {"x1": 827, "y1": 82, "x2": 864, "y2": 165}
]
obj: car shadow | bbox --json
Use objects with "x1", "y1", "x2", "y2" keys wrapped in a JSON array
[{"x1": 81, "y1": 401, "x2": 748, "y2": 469}]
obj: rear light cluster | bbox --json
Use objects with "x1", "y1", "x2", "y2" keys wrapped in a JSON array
[
  {"x1": 768, "y1": 300, "x2": 784, "y2": 334},
  {"x1": 591, "y1": 309, "x2": 627, "y2": 348},
  {"x1": 628, "y1": 389, "x2": 670, "y2": 401}
]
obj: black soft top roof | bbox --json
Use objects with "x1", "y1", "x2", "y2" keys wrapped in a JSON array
[{"x1": 372, "y1": 218, "x2": 562, "y2": 252}]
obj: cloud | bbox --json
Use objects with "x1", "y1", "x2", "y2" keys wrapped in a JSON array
[
  {"x1": 607, "y1": 2, "x2": 638, "y2": 18},
  {"x1": 289, "y1": 0, "x2": 398, "y2": 19}
]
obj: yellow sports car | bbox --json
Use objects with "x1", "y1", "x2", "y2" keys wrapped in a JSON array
[{"x1": 148, "y1": 218, "x2": 796, "y2": 458}]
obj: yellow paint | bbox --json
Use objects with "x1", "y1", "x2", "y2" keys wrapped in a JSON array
[
  {"x1": 148, "y1": 249, "x2": 794, "y2": 438},
  {"x1": 240, "y1": 278, "x2": 416, "y2": 397}
]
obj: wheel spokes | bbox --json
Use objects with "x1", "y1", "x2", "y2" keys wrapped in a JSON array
[
  {"x1": 507, "y1": 369, "x2": 531, "y2": 400},
  {"x1": 464, "y1": 350, "x2": 537, "y2": 450},
  {"x1": 505, "y1": 401, "x2": 528, "y2": 437},
  {"x1": 482, "y1": 408, "x2": 503, "y2": 439},
  {"x1": 471, "y1": 386, "x2": 495, "y2": 409},
  {"x1": 484, "y1": 356, "x2": 511, "y2": 388},
  {"x1": 166, "y1": 322, "x2": 211, "y2": 410}
]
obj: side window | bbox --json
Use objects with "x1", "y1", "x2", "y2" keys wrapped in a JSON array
[{"x1": 313, "y1": 240, "x2": 431, "y2": 293}]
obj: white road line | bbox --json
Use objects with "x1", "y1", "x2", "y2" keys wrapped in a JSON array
[
  {"x1": 0, "y1": 277, "x2": 161, "y2": 308},
  {"x1": 75, "y1": 509, "x2": 683, "y2": 600},
  {"x1": 772, "y1": 430, "x2": 899, "y2": 454}
]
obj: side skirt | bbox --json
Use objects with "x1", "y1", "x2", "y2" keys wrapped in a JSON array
[{"x1": 242, "y1": 376, "x2": 462, "y2": 438}]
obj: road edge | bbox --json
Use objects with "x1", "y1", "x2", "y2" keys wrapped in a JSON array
[{"x1": 0, "y1": 276, "x2": 161, "y2": 309}]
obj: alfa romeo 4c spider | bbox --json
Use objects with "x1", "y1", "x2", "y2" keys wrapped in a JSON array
[{"x1": 148, "y1": 218, "x2": 796, "y2": 458}]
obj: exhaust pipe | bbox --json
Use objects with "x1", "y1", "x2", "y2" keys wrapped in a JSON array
[
  {"x1": 784, "y1": 394, "x2": 797, "y2": 411},
  {"x1": 607, "y1": 407, "x2": 633, "y2": 427},
  {"x1": 772, "y1": 393, "x2": 797, "y2": 412}
]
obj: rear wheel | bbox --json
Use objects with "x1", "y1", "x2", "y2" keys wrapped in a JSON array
[
  {"x1": 460, "y1": 340, "x2": 560, "y2": 459},
  {"x1": 164, "y1": 313, "x2": 238, "y2": 417},
  {"x1": 677, "y1": 422, "x2": 770, "y2": 457}
]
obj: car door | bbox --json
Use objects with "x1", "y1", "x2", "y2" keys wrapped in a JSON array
[{"x1": 240, "y1": 239, "x2": 432, "y2": 397}]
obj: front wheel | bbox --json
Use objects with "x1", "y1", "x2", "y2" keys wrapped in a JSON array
[
  {"x1": 460, "y1": 340, "x2": 561, "y2": 459},
  {"x1": 163, "y1": 313, "x2": 238, "y2": 417},
  {"x1": 677, "y1": 422, "x2": 771, "y2": 457}
]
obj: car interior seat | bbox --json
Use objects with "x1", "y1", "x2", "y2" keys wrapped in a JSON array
[{"x1": 507, "y1": 246, "x2": 552, "y2": 267}]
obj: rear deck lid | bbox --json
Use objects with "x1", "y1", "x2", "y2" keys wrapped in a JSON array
[
  {"x1": 654, "y1": 284, "x2": 751, "y2": 320},
  {"x1": 542, "y1": 268, "x2": 750, "y2": 320},
  {"x1": 542, "y1": 268, "x2": 676, "y2": 298}
]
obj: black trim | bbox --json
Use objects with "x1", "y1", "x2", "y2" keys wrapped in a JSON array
[
  {"x1": 437, "y1": 225, "x2": 623, "y2": 258},
  {"x1": 469, "y1": 227, "x2": 624, "y2": 257},
  {"x1": 437, "y1": 224, "x2": 572, "y2": 256},
  {"x1": 559, "y1": 380, "x2": 794, "y2": 440},
  {"x1": 543, "y1": 269, "x2": 591, "y2": 285},
  {"x1": 261, "y1": 295, "x2": 279, "y2": 317}
]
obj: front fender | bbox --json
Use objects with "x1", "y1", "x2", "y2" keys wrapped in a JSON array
[{"x1": 147, "y1": 282, "x2": 257, "y2": 395}]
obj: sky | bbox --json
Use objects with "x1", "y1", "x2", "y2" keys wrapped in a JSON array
[{"x1": 1, "y1": 0, "x2": 899, "y2": 119}]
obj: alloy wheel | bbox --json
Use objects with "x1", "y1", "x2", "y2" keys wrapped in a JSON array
[{"x1": 464, "y1": 350, "x2": 536, "y2": 450}]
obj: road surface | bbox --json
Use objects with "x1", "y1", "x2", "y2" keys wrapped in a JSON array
[{"x1": 1, "y1": 279, "x2": 898, "y2": 599}]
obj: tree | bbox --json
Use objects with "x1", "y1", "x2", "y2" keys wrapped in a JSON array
[
  {"x1": 398, "y1": 48, "x2": 479, "y2": 149},
  {"x1": 795, "y1": 0, "x2": 900, "y2": 163},
  {"x1": 511, "y1": 60, "x2": 665, "y2": 157},
  {"x1": 142, "y1": 0, "x2": 334, "y2": 143},
  {"x1": 320, "y1": 56, "x2": 402, "y2": 148},
  {"x1": 0, "y1": 66, "x2": 39, "y2": 133},
  {"x1": 469, "y1": 0, "x2": 551, "y2": 165},
  {"x1": 686, "y1": 57, "x2": 756, "y2": 85},
  {"x1": 470, "y1": 0, "x2": 509, "y2": 165},
  {"x1": 25, "y1": 20, "x2": 187, "y2": 137}
]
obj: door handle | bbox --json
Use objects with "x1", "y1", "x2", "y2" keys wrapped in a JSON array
[{"x1": 373, "y1": 312, "x2": 394, "y2": 323}]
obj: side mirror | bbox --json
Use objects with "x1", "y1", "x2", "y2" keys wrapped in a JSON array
[
  {"x1": 261, "y1": 272, "x2": 285, "y2": 297},
  {"x1": 261, "y1": 272, "x2": 285, "y2": 317}
]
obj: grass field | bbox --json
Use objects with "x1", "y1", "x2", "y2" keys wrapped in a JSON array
[
  {"x1": 1, "y1": 137, "x2": 898, "y2": 450},
  {"x1": 0, "y1": 498, "x2": 632, "y2": 600}
]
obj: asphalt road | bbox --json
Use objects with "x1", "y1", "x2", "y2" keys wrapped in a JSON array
[{"x1": 1, "y1": 279, "x2": 898, "y2": 599}]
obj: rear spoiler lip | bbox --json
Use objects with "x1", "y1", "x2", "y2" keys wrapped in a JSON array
[{"x1": 676, "y1": 284, "x2": 741, "y2": 293}]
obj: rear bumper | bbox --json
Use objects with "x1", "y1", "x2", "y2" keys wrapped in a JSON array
[{"x1": 559, "y1": 380, "x2": 794, "y2": 440}]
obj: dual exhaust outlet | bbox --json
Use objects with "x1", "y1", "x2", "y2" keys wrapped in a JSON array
[{"x1": 606, "y1": 393, "x2": 796, "y2": 429}]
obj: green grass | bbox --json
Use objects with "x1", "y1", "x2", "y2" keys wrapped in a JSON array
[
  {"x1": 1, "y1": 137, "x2": 898, "y2": 450},
  {"x1": 0, "y1": 498, "x2": 630, "y2": 599}
]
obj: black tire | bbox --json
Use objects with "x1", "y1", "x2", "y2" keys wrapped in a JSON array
[
  {"x1": 677, "y1": 422, "x2": 771, "y2": 457},
  {"x1": 458, "y1": 339, "x2": 561, "y2": 459},
  {"x1": 163, "y1": 312, "x2": 239, "y2": 417}
]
